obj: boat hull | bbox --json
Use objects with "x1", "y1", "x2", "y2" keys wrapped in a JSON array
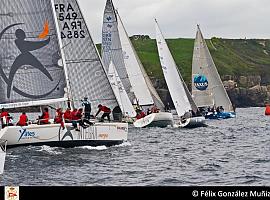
[
  {"x1": 0, "y1": 140, "x2": 7, "y2": 174},
  {"x1": 133, "y1": 112, "x2": 173, "y2": 128},
  {"x1": 174, "y1": 116, "x2": 206, "y2": 128},
  {"x1": 0, "y1": 123, "x2": 128, "y2": 148},
  {"x1": 205, "y1": 112, "x2": 236, "y2": 119}
]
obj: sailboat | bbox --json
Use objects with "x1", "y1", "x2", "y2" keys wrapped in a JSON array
[
  {"x1": 191, "y1": 25, "x2": 236, "y2": 119},
  {"x1": 155, "y1": 19, "x2": 206, "y2": 128},
  {"x1": 107, "y1": 61, "x2": 137, "y2": 120},
  {"x1": 0, "y1": 139, "x2": 7, "y2": 174},
  {"x1": 0, "y1": 0, "x2": 128, "y2": 148},
  {"x1": 102, "y1": 0, "x2": 173, "y2": 128}
]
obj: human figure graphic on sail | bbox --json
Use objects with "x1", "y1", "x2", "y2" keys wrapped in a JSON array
[{"x1": 7, "y1": 28, "x2": 53, "y2": 98}]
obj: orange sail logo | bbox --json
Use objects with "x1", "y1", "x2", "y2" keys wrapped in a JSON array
[{"x1": 38, "y1": 20, "x2": 49, "y2": 39}]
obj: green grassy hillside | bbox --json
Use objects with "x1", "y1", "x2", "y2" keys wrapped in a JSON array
[{"x1": 98, "y1": 37, "x2": 270, "y2": 84}]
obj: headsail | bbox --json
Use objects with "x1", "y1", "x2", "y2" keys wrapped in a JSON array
[
  {"x1": 0, "y1": 0, "x2": 67, "y2": 109},
  {"x1": 53, "y1": 0, "x2": 119, "y2": 113},
  {"x1": 191, "y1": 25, "x2": 233, "y2": 112},
  {"x1": 108, "y1": 61, "x2": 136, "y2": 117},
  {"x1": 101, "y1": 0, "x2": 135, "y2": 102},
  {"x1": 155, "y1": 20, "x2": 191, "y2": 117},
  {"x1": 116, "y1": 11, "x2": 164, "y2": 109}
]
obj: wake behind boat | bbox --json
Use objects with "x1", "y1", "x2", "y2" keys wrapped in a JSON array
[{"x1": 0, "y1": 139, "x2": 7, "y2": 174}]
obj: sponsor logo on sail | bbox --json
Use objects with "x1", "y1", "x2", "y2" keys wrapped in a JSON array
[
  {"x1": 194, "y1": 75, "x2": 208, "y2": 91},
  {"x1": 0, "y1": 22, "x2": 61, "y2": 99}
]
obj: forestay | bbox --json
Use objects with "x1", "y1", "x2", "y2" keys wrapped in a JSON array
[
  {"x1": 155, "y1": 20, "x2": 191, "y2": 117},
  {"x1": 108, "y1": 61, "x2": 136, "y2": 117},
  {"x1": 192, "y1": 25, "x2": 233, "y2": 112},
  {"x1": 53, "y1": 0, "x2": 119, "y2": 113},
  {"x1": 101, "y1": 0, "x2": 135, "y2": 102},
  {"x1": 0, "y1": 0, "x2": 67, "y2": 108}
]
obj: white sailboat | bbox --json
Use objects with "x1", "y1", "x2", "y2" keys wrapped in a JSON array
[
  {"x1": 191, "y1": 25, "x2": 236, "y2": 119},
  {"x1": 115, "y1": 9, "x2": 173, "y2": 128},
  {"x1": 155, "y1": 19, "x2": 206, "y2": 128},
  {"x1": 0, "y1": 139, "x2": 7, "y2": 174},
  {"x1": 0, "y1": 0, "x2": 128, "y2": 148},
  {"x1": 107, "y1": 61, "x2": 137, "y2": 119}
]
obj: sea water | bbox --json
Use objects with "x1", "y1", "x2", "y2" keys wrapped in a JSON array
[{"x1": 0, "y1": 107, "x2": 269, "y2": 186}]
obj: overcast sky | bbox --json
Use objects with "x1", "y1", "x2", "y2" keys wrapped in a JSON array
[{"x1": 78, "y1": 0, "x2": 270, "y2": 43}]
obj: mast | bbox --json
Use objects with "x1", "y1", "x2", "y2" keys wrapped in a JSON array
[{"x1": 50, "y1": 0, "x2": 73, "y2": 109}]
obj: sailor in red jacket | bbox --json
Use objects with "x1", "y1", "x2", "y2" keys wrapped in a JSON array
[
  {"x1": 95, "y1": 104, "x2": 111, "y2": 122},
  {"x1": 17, "y1": 112, "x2": 28, "y2": 126},
  {"x1": 0, "y1": 108, "x2": 10, "y2": 128},
  {"x1": 63, "y1": 108, "x2": 72, "y2": 122},
  {"x1": 54, "y1": 108, "x2": 63, "y2": 124},
  {"x1": 38, "y1": 107, "x2": 50, "y2": 124}
]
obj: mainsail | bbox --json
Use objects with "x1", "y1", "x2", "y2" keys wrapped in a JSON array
[
  {"x1": 155, "y1": 20, "x2": 191, "y2": 117},
  {"x1": 101, "y1": 0, "x2": 134, "y2": 102},
  {"x1": 0, "y1": 0, "x2": 67, "y2": 108},
  {"x1": 108, "y1": 61, "x2": 136, "y2": 117},
  {"x1": 191, "y1": 25, "x2": 233, "y2": 112},
  {"x1": 116, "y1": 10, "x2": 164, "y2": 109},
  {"x1": 53, "y1": 0, "x2": 119, "y2": 113}
]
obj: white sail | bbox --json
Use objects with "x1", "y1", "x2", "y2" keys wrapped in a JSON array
[
  {"x1": 155, "y1": 20, "x2": 191, "y2": 117},
  {"x1": 192, "y1": 25, "x2": 233, "y2": 112},
  {"x1": 108, "y1": 61, "x2": 136, "y2": 117},
  {"x1": 116, "y1": 11, "x2": 154, "y2": 106},
  {"x1": 101, "y1": 0, "x2": 135, "y2": 102}
]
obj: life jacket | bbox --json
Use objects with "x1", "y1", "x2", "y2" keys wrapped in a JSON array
[
  {"x1": 265, "y1": 105, "x2": 270, "y2": 115},
  {"x1": 18, "y1": 114, "x2": 28, "y2": 126},
  {"x1": 1, "y1": 111, "x2": 9, "y2": 125},
  {"x1": 100, "y1": 106, "x2": 111, "y2": 113},
  {"x1": 71, "y1": 110, "x2": 78, "y2": 120},
  {"x1": 64, "y1": 110, "x2": 72, "y2": 120},
  {"x1": 54, "y1": 110, "x2": 63, "y2": 124},
  {"x1": 41, "y1": 112, "x2": 49, "y2": 124}
]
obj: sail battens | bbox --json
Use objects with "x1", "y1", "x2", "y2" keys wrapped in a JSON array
[
  {"x1": 101, "y1": 0, "x2": 135, "y2": 102},
  {"x1": 0, "y1": 0, "x2": 67, "y2": 107},
  {"x1": 54, "y1": 0, "x2": 119, "y2": 113}
]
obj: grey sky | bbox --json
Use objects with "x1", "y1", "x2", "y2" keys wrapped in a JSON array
[{"x1": 78, "y1": 0, "x2": 270, "y2": 43}]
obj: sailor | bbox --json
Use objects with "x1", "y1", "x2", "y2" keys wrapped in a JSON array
[
  {"x1": 150, "y1": 105, "x2": 159, "y2": 113},
  {"x1": 0, "y1": 108, "x2": 10, "y2": 128},
  {"x1": 81, "y1": 97, "x2": 91, "y2": 120},
  {"x1": 17, "y1": 112, "x2": 28, "y2": 126},
  {"x1": 63, "y1": 108, "x2": 72, "y2": 123},
  {"x1": 265, "y1": 104, "x2": 270, "y2": 116},
  {"x1": 38, "y1": 107, "x2": 50, "y2": 125},
  {"x1": 54, "y1": 108, "x2": 63, "y2": 124},
  {"x1": 95, "y1": 104, "x2": 111, "y2": 122},
  {"x1": 164, "y1": 102, "x2": 171, "y2": 112},
  {"x1": 76, "y1": 108, "x2": 93, "y2": 128}
]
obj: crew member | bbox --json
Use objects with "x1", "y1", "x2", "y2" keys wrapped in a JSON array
[
  {"x1": 95, "y1": 104, "x2": 111, "y2": 122},
  {"x1": 38, "y1": 107, "x2": 50, "y2": 125},
  {"x1": 17, "y1": 112, "x2": 28, "y2": 126},
  {"x1": 81, "y1": 97, "x2": 91, "y2": 120}
]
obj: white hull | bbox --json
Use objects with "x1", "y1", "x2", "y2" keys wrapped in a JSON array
[
  {"x1": 133, "y1": 112, "x2": 173, "y2": 128},
  {"x1": 0, "y1": 140, "x2": 7, "y2": 174},
  {"x1": 174, "y1": 116, "x2": 206, "y2": 128},
  {"x1": 0, "y1": 123, "x2": 128, "y2": 148}
]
